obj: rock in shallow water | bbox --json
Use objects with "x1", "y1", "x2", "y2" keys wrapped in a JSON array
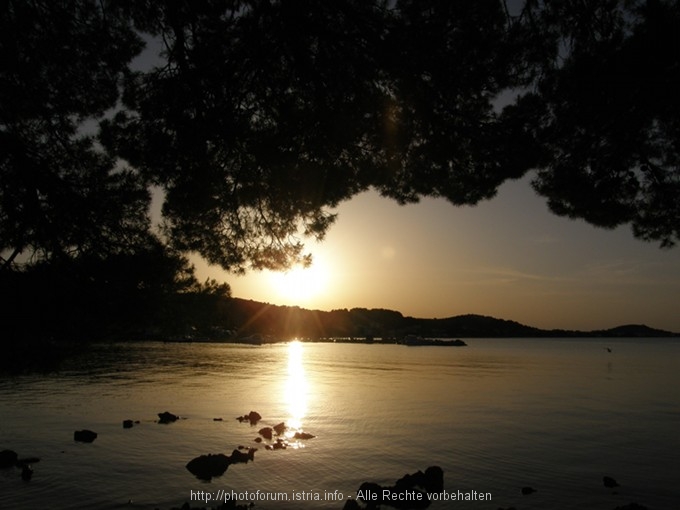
[
  {"x1": 73, "y1": 430, "x2": 98, "y2": 443},
  {"x1": 0, "y1": 450, "x2": 18, "y2": 468},
  {"x1": 185, "y1": 454, "x2": 231, "y2": 481},
  {"x1": 236, "y1": 410, "x2": 262, "y2": 424},
  {"x1": 603, "y1": 475, "x2": 620, "y2": 488},
  {"x1": 186, "y1": 448, "x2": 256, "y2": 481},
  {"x1": 352, "y1": 466, "x2": 444, "y2": 509},
  {"x1": 158, "y1": 411, "x2": 180, "y2": 424},
  {"x1": 258, "y1": 427, "x2": 273, "y2": 440},
  {"x1": 293, "y1": 431, "x2": 316, "y2": 440},
  {"x1": 21, "y1": 465, "x2": 33, "y2": 481},
  {"x1": 229, "y1": 448, "x2": 256, "y2": 464}
]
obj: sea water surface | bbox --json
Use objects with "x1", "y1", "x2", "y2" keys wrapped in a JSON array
[{"x1": 1, "y1": 338, "x2": 679, "y2": 510}]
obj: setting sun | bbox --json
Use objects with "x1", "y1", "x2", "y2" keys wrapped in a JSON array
[{"x1": 269, "y1": 256, "x2": 329, "y2": 304}]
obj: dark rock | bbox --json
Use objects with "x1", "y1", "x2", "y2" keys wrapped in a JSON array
[
  {"x1": 382, "y1": 486, "x2": 429, "y2": 509},
  {"x1": 254, "y1": 437, "x2": 262, "y2": 443},
  {"x1": 185, "y1": 454, "x2": 231, "y2": 481},
  {"x1": 265, "y1": 439, "x2": 287, "y2": 450},
  {"x1": 273, "y1": 422, "x2": 286, "y2": 435},
  {"x1": 396, "y1": 471, "x2": 425, "y2": 489},
  {"x1": 213, "y1": 417, "x2": 223, "y2": 421},
  {"x1": 272, "y1": 440, "x2": 287, "y2": 450},
  {"x1": 258, "y1": 427, "x2": 273, "y2": 440},
  {"x1": 237, "y1": 410, "x2": 262, "y2": 424},
  {"x1": 293, "y1": 431, "x2": 316, "y2": 440},
  {"x1": 123, "y1": 420, "x2": 134, "y2": 429},
  {"x1": 354, "y1": 468, "x2": 442, "y2": 510},
  {"x1": 158, "y1": 411, "x2": 180, "y2": 424},
  {"x1": 395, "y1": 466, "x2": 443, "y2": 493},
  {"x1": 229, "y1": 448, "x2": 255, "y2": 464},
  {"x1": 423, "y1": 466, "x2": 444, "y2": 492},
  {"x1": 186, "y1": 446, "x2": 259, "y2": 481},
  {"x1": 343, "y1": 498, "x2": 363, "y2": 510},
  {"x1": 357, "y1": 481, "x2": 430, "y2": 509},
  {"x1": 74, "y1": 429, "x2": 98, "y2": 443},
  {"x1": 521, "y1": 486, "x2": 537, "y2": 495},
  {"x1": 0, "y1": 449, "x2": 18, "y2": 469},
  {"x1": 604, "y1": 476, "x2": 620, "y2": 488},
  {"x1": 21, "y1": 465, "x2": 33, "y2": 481},
  {"x1": 358, "y1": 482, "x2": 383, "y2": 504}
]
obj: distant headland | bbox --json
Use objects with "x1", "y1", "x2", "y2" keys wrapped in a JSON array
[{"x1": 195, "y1": 297, "x2": 679, "y2": 342}]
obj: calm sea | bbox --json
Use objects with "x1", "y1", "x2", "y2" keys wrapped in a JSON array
[{"x1": 1, "y1": 339, "x2": 678, "y2": 510}]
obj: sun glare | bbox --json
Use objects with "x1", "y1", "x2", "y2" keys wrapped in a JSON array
[
  {"x1": 284, "y1": 340, "x2": 307, "y2": 432},
  {"x1": 270, "y1": 256, "x2": 329, "y2": 304}
]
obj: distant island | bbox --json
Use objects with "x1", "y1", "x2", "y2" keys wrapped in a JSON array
[{"x1": 192, "y1": 297, "x2": 679, "y2": 341}]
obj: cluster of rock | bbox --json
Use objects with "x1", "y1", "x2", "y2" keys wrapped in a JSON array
[
  {"x1": 0, "y1": 449, "x2": 40, "y2": 481},
  {"x1": 256, "y1": 422, "x2": 316, "y2": 450},
  {"x1": 183, "y1": 410, "x2": 316, "y2": 481},
  {"x1": 72, "y1": 411, "x2": 180, "y2": 445},
  {"x1": 5, "y1": 405, "x2": 321, "y2": 505},
  {"x1": 498, "y1": 476, "x2": 648, "y2": 510},
  {"x1": 234, "y1": 410, "x2": 316, "y2": 450},
  {"x1": 185, "y1": 447, "x2": 257, "y2": 481},
  {"x1": 2, "y1": 408, "x2": 186, "y2": 485},
  {"x1": 236, "y1": 410, "x2": 262, "y2": 424},
  {"x1": 519, "y1": 475, "x2": 621, "y2": 497},
  {"x1": 4, "y1": 431, "x2": 651, "y2": 510},
  {"x1": 343, "y1": 466, "x2": 443, "y2": 510}
]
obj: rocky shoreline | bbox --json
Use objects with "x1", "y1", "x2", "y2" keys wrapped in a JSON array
[{"x1": 1, "y1": 410, "x2": 653, "y2": 510}]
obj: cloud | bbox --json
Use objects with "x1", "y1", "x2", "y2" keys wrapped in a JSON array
[{"x1": 465, "y1": 266, "x2": 568, "y2": 285}]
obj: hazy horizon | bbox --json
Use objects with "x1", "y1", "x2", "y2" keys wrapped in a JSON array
[{"x1": 192, "y1": 174, "x2": 680, "y2": 334}]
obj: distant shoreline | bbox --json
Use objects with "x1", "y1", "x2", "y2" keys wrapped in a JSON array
[{"x1": 208, "y1": 297, "x2": 680, "y2": 341}]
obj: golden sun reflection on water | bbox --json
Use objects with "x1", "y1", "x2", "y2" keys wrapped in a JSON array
[{"x1": 284, "y1": 340, "x2": 308, "y2": 440}]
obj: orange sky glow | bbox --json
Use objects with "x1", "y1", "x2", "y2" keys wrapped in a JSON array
[{"x1": 192, "y1": 175, "x2": 680, "y2": 333}]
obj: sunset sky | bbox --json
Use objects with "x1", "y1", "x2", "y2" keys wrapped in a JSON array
[
  {"x1": 129, "y1": 13, "x2": 680, "y2": 336},
  {"x1": 193, "y1": 174, "x2": 680, "y2": 333}
]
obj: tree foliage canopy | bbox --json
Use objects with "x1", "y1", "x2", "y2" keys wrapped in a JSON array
[
  {"x1": 1, "y1": 0, "x2": 151, "y2": 268},
  {"x1": 2, "y1": 0, "x2": 679, "y2": 275}
]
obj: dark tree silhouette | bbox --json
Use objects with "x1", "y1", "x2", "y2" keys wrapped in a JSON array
[
  {"x1": 517, "y1": 0, "x2": 680, "y2": 247},
  {"x1": 2, "y1": 0, "x2": 679, "y2": 277},
  {"x1": 101, "y1": 0, "x2": 535, "y2": 272},
  {"x1": 1, "y1": 0, "x2": 150, "y2": 269}
]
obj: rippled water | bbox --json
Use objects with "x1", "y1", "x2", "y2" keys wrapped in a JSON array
[{"x1": 1, "y1": 338, "x2": 679, "y2": 510}]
